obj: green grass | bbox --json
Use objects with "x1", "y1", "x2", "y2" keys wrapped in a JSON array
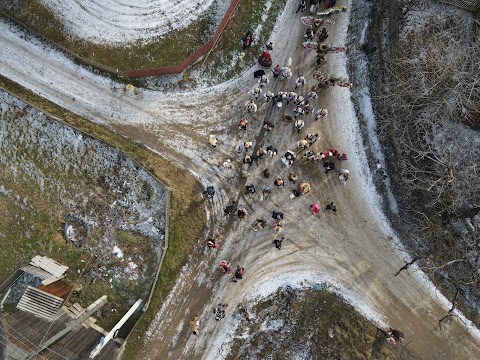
[
  {"x1": 0, "y1": 0, "x2": 286, "y2": 79},
  {"x1": 0, "y1": 0, "x2": 216, "y2": 72},
  {"x1": 0, "y1": 170, "x2": 85, "y2": 283},
  {"x1": 0, "y1": 77, "x2": 206, "y2": 357},
  {"x1": 227, "y1": 289, "x2": 416, "y2": 359},
  {"x1": 181, "y1": 0, "x2": 287, "y2": 86}
]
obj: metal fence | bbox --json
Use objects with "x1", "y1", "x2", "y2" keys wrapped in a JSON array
[{"x1": 440, "y1": 0, "x2": 480, "y2": 11}]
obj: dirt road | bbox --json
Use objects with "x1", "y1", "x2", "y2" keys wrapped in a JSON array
[{"x1": 0, "y1": 1, "x2": 479, "y2": 359}]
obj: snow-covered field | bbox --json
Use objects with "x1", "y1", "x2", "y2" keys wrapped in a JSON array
[{"x1": 37, "y1": 0, "x2": 230, "y2": 44}]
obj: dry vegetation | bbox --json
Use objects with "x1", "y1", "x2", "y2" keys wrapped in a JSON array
[
  {"x1": 0, "y1": 76, "x2": 206, "y2": 356},
  {"x1": 369, "y1": 0, "x2": 480, "y2": 324},
  {"x1": 227, "y1": 287, "x2": 415, "y2": 360}
]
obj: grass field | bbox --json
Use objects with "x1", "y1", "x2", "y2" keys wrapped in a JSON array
[
  {"x1": 0, "y1": 0, "x2": 215, "y2": 71},
  {"x1": 227, "y1": 288, "x2": 416, "y2": 359},
  {"x1": 0, "y1": 76, "x2": 206, "y2": 353},
  {"x1": 0, "y1": 0, "x2": 285, "y2": 75},
  {"x1": 190, "y1": 0, "x2": 287, "y2": 82}
]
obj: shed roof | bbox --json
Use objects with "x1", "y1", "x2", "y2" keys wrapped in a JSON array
[
  {"x1": 30, "y1": 256, "x2": 69, "y2": 278},
  {"x1": 16, "y1": 286, "x2": 64, "y2": 322}
]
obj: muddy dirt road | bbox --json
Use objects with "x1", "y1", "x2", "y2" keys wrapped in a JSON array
[{"x1": 0, "y1": 1, "x2": 479, "y2": 359}]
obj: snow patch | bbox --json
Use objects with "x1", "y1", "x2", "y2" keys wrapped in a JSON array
[
  {"x1": 357, "y1": 86, "x2": 398, "y2": 214},
  {"x1": 113, "y1": 245, "x2": 124, "y2": 259},
  {"x1": 260, "y1": 319, "x2": 284, "y2": 332},
  {"x1": 37, "y1": 0, "x2": 223, "y2": 45}
]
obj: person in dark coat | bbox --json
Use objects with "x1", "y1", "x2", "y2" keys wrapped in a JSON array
[
  {"x1": 273, "y1": 236, "x2": 284, "y2": 249},
  {"x1": 323, "y1": 161, "x2": 336, "y2": 174},
  {"x1": 224, "y1": 201, "x2": 236, "y2": 215},
  {"x1": 264, "y1": 121, "x2": 275, "y2": 132},
  {"x1": 326, "y1": 202, "x2": 337, "y2": 212},
  {"x1": 267, "y1": 145, "x2": 278, "y2": 156},
  {"x1": 203, "y1": 186, "x2": 215, "y2": 198},
  {"x1": 242, "y1": 31, "x2": 254, "y2": 49},
  {"x1": 254, "y1": 69, "x2": 266, "y2": 78},
  {"x1": 237, "y1": 207, "x2": 248, "y2": 219},
  {"x1": 272, "y1": 210, "x2": 284, "y2": 220},
  {"x1": 296, "y1": 0, "x2": 307, "y2": 13},
  {"x1": 234, "y1": 266, "x2": 245, "y2": 280}
]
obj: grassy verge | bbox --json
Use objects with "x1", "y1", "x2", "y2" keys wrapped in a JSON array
[
  {"x1": 0, "y1": 0, "x2": 285, "y2": 79},
  {"x1": 0, "y1": 0, "x2": 217, "y2": 71},
  {"x1": 181, "y1": 0, "x2": 287, "y2": 87},
  {"x1": 0, "y1": 188, "x2": 84, "y2": 281},
  {"x1": 0, "y1": 75, "x2": 206, "y2": 357},
  {"x1": 227, "y1": 288, "x2": 415, "y2": 359}
]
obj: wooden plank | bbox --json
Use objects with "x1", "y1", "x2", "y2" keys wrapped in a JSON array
[
  {"x1": 37, "y1": 280, "x2": 72, "y2": 300},
  {"x1": 72, "y1": 303, "x2": 84, "y2": 312}
]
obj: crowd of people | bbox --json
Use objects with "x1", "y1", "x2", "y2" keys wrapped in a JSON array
[
  {"x1": 198, "y1": 1, "x2": 403, "y2": 343},
  {"x1": 202, "y1": 0, "x2": 353, "y2": 287}
]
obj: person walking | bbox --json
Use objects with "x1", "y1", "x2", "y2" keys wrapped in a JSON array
[
  {"x1": 294, "y1": 106, "x2": 305, "y2": 119},
  {"x1": 203, "y1": 186, "x2": 215, "y2": 199},
  {"x1": 295, "y1": 0, "x2": 307, "y2": 13},
  {"x1": 272, "y1": 210, "x2": 284, "y2": 220},
  {"x1": 273, "y1": 236, "x2": 284, "y2": 249},
  {"x1": 294, "y1": 95, "x2": 305, "y2": 106},
  {"x1": 281, "y1": 67, "x2": 292, "y2": 80},
  {"x1": 326, "y1": 202, "x2": 337, "y2": 212},
  {"x1": 237, "y1": 207, "x2": 248, "y2": 219},
  {"x1": 298, "y1": 139, "x2": 309, "y2": 149},
  {"x1": 323, "y1": 161, "x2": 336, "y2": 174},
  {"x1": 257, "y1": 146, "x2": 267, "y2": 159},
  {"x1": 287, "y1": 91, "x2": 297, "y2": 104},
  {"x1": 315, "y1": 108, "x2": 328, "y2": 121},
  {"x1": 295, "y1": 76, "x2": 306, "y2": 89},
  {"x1": 294, "y1": 118, "x2": 305, "y2": 132},
  {"x1": 224, "y1": 201, "x2": 236, "y2": 215},
  {"x1": 252, "y1": 87, "x2": 262, "y2": 100},
  {"x1": 253, "y1": 218, "x2": 267, "y2": 231},
  {"x1": 208, "y1": 134, "x2": 218, "y2": 147},
  {"x1": 288, "y1": 172, "x2": 298, "y2": 184},
  {"x1": 307, "y1": 90, "x2": 318, "y2": 101},
  {"x1": 246, "y1": 100, "x2": 257, "y2": 113},
  {"x1": 274, "y1": 177, "x2": 285, "y2": 187},
  {"x1": 272, "y1": 220, "x2": 283, "y2": 238},
  {"x1": 220, "y1": 260, "x2": 231, "y2": 274},
  {"x1": 311, "y1": 203, "x2": 320, "y2": 215},
  {"x1": 259, "y1": 74, "x2": 269, "y2": 87},
  {"x1": 264, "y1": 90, "x2": 275, "y2": 103},
  {"x1": 338, "y1": 169, "x2": 350, "y2": 185},
  {"x1": 272, "y1": 64, "x2": 281, "y2": 78},
  {"x1": 267, "y1": 145, "x2": 278, "y2": 156},
  {"x1": 234, "y1": 266, "x2": 245, "y2": 280},
  {"x1": 262, "y1": 186, "x2": 272, "y2": 200},
  {"x1": 243, "y1": 154, "x2": 253, "y2": 164},
  {"x1": 244, "y1": 141, "x2": 253, "y2": 150},
  {"x1": 264, "y1": 121, "x2": 275, "y2": 132},
  {"x1": 306, "y1": 133, "x2": 319, "y2": 146},
  {"x1": 238, "y1": 118, "x2": 248, "y2": 131}
]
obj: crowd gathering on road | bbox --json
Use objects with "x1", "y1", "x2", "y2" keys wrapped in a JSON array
[
  {"x1": 205, "y1": 1, "x2": 351, "y2": 285},
  {"x1": 198, "y1": 0, "x2": 410, "y2": 346}
]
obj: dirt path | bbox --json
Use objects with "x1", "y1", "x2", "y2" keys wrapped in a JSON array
[{"x1": 0, "y1": 1, "x2": 479, "y2": 359}]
